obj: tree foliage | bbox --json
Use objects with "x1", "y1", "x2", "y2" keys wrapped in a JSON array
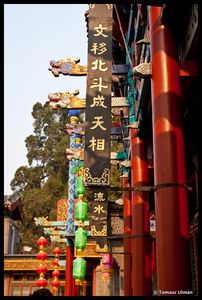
[
  {"x1": 10, "y1": 102, "x2": 69, "y2": 252},
  {"x1": 9, "y1": 103, "x2": 124, "y2": 253}
]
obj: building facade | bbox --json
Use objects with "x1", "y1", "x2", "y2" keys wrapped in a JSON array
[{"x1": 4, "y1": 3, "x2": 198, "y2": 296}]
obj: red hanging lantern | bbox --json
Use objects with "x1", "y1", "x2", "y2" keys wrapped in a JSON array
[
  {"x1": 36, "y1": 251, "x2": 47, "y2": 261},
  {"x1": 53, "y1": 247, "x2": 61, "y2": 256},
  {"x1": 37, "y1": 236, "x2": 48, "y2": 247},
  {"x1": 52, "y1": 258, "x2": 59, "y2": 266},
  {"x1": 51, "y1": 247, "x2": 61, "y2": 295},
  {"x1": 52, "y1": 270, "x2": 60, "y2": 277},
  {"x1": 36, "y1": 236, "x2": 48, "y2": 288},
  {"x1": 51, "y1": 279, "x2": 60, "y2": 287},
  {"x1": 36, "y1": 265, "x2": 47, "y2": 274},
  {"x1": 36, "y1": 278, "x2": 47, "y2": 288}
]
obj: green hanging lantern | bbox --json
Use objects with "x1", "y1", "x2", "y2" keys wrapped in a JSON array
[
  {"x1": 76, "y1": 200, "x2": 88, "y2": 222},
  {"x1": 76, "y1": 175, "x2": 86, "y2": 196},
  {"x1": 75, "y1": 228, "x2": 87, "y2": 250},
  {"x1": 73, "y1": 257, "x2": 87, "y2": 284}
]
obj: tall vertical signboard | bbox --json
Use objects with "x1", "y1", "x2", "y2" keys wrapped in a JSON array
[
  {"x1": 84, "y1": 4, "x2": 112, "y2": 187},
  {"x1": 84, "y1": 4, "x2": 113, "y2": 250}
]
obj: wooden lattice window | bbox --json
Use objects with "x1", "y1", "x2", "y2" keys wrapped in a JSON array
[{"x1": 13, "y1": 273, "x2": 23, "y2": 282}]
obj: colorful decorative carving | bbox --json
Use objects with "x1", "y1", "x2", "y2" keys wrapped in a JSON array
[
  {"x1": 66, "y1": 123, "x2": 85, "y2": 136},
  {"x1": 83, "y1": 168, "x2": 110, "y2": 186},
  {"x1": 110, "y1": 151, "x2": 127, "y2": 160},
  {"x1": 34, "y1": 217, "x2": 67, "y2": 227},
  {"x1": 74, "y1": 243, "x2": 104, "y2": 257},
  {"x1": 48, "y1": 93, "x2": 129, "y2": 110},
  {"x1": 96, "y1": 243, "x2": 109, "y2": 253},
  {"x1": 4, "y1": 259, "x2": 65, "y2": 271},
  {"x1": 47, "y1": 90, "x2": 86, "y2": 109},
  {"x1": 43, "y1": 227, "x2": 55, "y2": 235},
  {"x1": 50, "y1": 235, "x2": 67, "y2": 243},
  {"x1": 67, "y1": 109, "x2": 81, "y2": 235},
  {"x1": 91, "y1": 225, "x2": 107, "y2": 236},
  {"x1": 133, "y1": 62, "x2": 151, "y2": 78},
  {"x1": 120, "y1": 160, "x2": 131, "y2": 168},
  {"x1": 57, "y1": 199, "x2": 68, "y2": 221},
  {"x1": 48, "y1": 57, "x2": 87, "y2": 76},
  {"x1": 66, "y1": 147, "x2": 84, "y2": 161},
  {"x1": 34, "y1": 216, "x2": 51, "y2": 226}
]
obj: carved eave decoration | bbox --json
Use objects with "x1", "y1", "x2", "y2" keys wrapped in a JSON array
[
  {"x1": 48, "y1": 58, "x2": 87, "y2": 77},
  {"x1": 4, "y1": 259, "x2": 65, "y2": 271},
  {"x1": 4, "y1": 195, "x2": 23, "y2": 221}
]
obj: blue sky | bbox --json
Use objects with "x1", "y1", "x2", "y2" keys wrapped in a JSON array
[{"x1": 4, "y1": 4, "x2": 88, "y2": 195}]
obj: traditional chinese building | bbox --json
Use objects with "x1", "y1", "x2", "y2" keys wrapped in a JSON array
[
  {"x1": 4, "y1": 191, "x2": 23, "y2": 255},
  {"x1": 4, "y1": 193, "x2": 65, "y2": 296},
  {"x1": 45, "y1": 3, "x2": 199, "y2": 296},
  {"x1": 4, "y1": 254, "x2": 66, "y2": 296},
  {"x1": 82, "y1": 3, "x2": 198, "y2": 296},
  {"x1": 5, "y1": 3, "x2": 198, "y2": 296}
]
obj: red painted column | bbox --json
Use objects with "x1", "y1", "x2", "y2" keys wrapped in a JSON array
[
  {"x1": 131, "y1": 130, "x2": 152, "y2": 295},
  {"x1": 123, "y1": 177, "x2": 132, "y2": 295},
  {"x1": 65, "y1": 242, "x2": 74, "y2": 296},
  {"x1": 4, "y1": 272, "x2": 10, "y2": 296},
  {"x1": 82, "y1": 280, "x2": 87, "y2": 296},
  {"x1": 76, "y1": 284, "x2": 80, "y2": 296},
  {"x1": 92, "y1": 266, "x2": 96, "y2": 296},
  {"x1": 149, "y1": 6, "x2": 191, "y2": 292},
  {"x1": 72, "y1": 278, "x2": 77, "y2": 296}
]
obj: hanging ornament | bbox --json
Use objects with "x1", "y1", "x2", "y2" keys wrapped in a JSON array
[
  {"x1": 73, "y1": 257, "x2": 87, "y2": 285},
  {"x1": 75, "y1": 198, "x2": 88, "y2": 222},
  {"x1": 75, "y1": 227, "x2": 87, "y2": 252},
  {"x1": 51, "y1": 247, "x2": 61, "y2": 295},
  {"x1": 37, "y1": 236, "x2": 48, "y2": 247},
  {"x1": 36, "y1": 236, "x2": 48, "y2": 288},
  {"x1": 76, "y1": 173, "x2": 86, "y2": 196},
  {"x1": 101, "y1": 254, "x2": 115, "y2": 279}
]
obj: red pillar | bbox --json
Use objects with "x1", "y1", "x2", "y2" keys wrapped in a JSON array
[
  {"x1": 72, "y1": 279, "x2": 77, "y2": 296},
  {"x1": 75, "y1": 284, "x2": 80, "y2": 296},
  {"x1": 123, "y1": 177, "x2": 132, "y2": 295},
  {"x1": 92, "y1": 266, "x2": 96, "y2": 296},
  {"x1": 65, "y1": 242, "x2": 74, "y2": 296},
  {"x1": 149, "y1": 6, "x2": 191, "y2": 292},
  {"x1": 4, "y1": 272, "x2": 10, "y2": 296},
  {"x1": 82, "y1": 280, "x2": 87, "y2": 296},
  {"x1": 131, "y1": 130, "x2": 152, "y2": 295}
]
